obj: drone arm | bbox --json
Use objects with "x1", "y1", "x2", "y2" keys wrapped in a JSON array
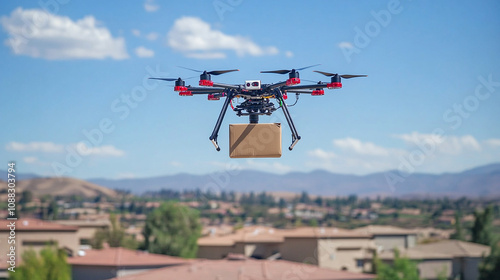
[
  {"x1": 209, "y1": 90, "x2": 235, "y2": 151},
  {"x1": 274, "y1": 88, "x2": 301, "y2": 151},
  {"x1": 282, "y1": 83, "x2": 329, "y2": 91},
  {"x1": 266, "y1": 81, "x2": 287, "y2": 90},
  {"x1": 187, "y1": 87, "x2": 227, "y2": 94},
  {"x1": 211, "y1": 82, "x2": 241, "y2": 90}
]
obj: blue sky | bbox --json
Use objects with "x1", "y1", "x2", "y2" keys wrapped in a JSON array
[{"x1": 1, "y1": 0, "x2": 499, "y2": 179}]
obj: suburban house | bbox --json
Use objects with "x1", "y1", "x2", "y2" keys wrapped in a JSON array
[
  {"x1": 198, "y1": 226, "x2": 376, "y2": 273},
  {"x1": 0, "y1": 218, "x2": 80, "y2": 279},
  {"x1": 68, "y1": 247, "x2": 188, "y2": 280},
  {"x1": 375, "y1": 247, "x2": 453, "y2": 280},
  {"x1": 54, "y1": 219, "x2": 111, "y2": 249},
  {"x1": 352, "y1": 225, "x2": 417, "y2": 251},
  {"x1": 408, "y1": 240, "x2": 491, "y2": 280},
  {"x1": 108, "y1": 254, "x2": 376, "y2": 280}
]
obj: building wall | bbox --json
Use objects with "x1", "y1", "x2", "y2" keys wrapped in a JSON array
[
  {"x1": 242, "y1": 243, "x2": 281, "y2": 259},
  {"x1": 317, "y1": 238, "x2": 374, "y2": 273},
  {"x1": 417, "y1": 259, "x2": 451, "y2": 280},
  {"x1": 197, "y1": 245, "x2": 243, "y2": 259},
  {"x1": 280, "y1": 238, "x2": 318, "y2": 265},
  {"x1": 373, "y1": 235, "x2": 407, "y2": 251},
  {"x1": 462, "y1": 257, "x2": 482, "y2": 280},
  {"x1": 0, "y1": 230, "x2": 79, "y2": 265},
  {"x1": 71, "y1": 265, "x2": 117, "y2": 280},
  {"x1": 406, "y1": 235, "x2": 416, "y2": 248}
]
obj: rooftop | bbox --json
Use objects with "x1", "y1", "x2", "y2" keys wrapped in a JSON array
[
  {"x1": 410, "y1": 240, "x2": 491, "y2": 258},
  {"x1": 0, "y1": 218, "x2": 78, "y2": 232},
  {"x1": 68, "y1": 247, "x2": 188, "y2": 267},
  {"x1": 108, "y1": 257, "x2": 375, "y2": 280},
  {"x1": 352, "y1": 225, "x2": 417, "y2": 236},
  {"x1": 198, "y1": 226, "x2": 371, "y2": 246}
]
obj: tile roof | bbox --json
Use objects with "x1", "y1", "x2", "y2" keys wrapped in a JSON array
[
  {"x1": 409, "y1": 240, "x2": 491, "y2": 258},
  {"x1": 198, "y1": 226, "x2": 370, "y2": 246},
  {"x1": 0, "y1": 218, "x2": 78, "y2": 232},
  {"x1": 67, "y1": 247, "x2": 188, "y2": 267},
  {"x1": 352, "y1": 225, "x2": 416, "y2": 235},
  {"x1": 108, "y1": 258, "x2": 375, "y2": 280}
]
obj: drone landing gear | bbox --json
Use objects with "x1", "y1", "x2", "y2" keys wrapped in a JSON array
[
  {"x1": 209, "y1": 91, "x2": 234, "y2": 151},
  {"x1": 274, "y1": 89, "x2": 301, "y2": 150}
]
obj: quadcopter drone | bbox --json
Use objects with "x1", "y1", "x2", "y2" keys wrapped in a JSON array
[{"x1": 150, "y1": 65, "x2": 366, "y2": 151}]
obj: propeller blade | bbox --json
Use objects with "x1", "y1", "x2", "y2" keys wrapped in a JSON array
[
  {"x1": 178, "y1": 66, "x2": 239, "y2": 75},
  {"x1": 260, "y1": 70, "x2": 291, "y2": 74},
  {"x1": 296, "y1": 64, "x2": 321, "y2": 71},
  {"x1": 149, "y1": 77, "x2": 178, "y2": 81},
  {"x1": 261, "y1": 64, "x2": 320, "y2": 75},
  {"x1": 207, "y1": 69, "x2": 239, "y2": 75},
  {"x1": 341, "y1": 74, "x2": 368, "y2": 79},
  {"x1": 313, "y1": 70, "x2": 335, "y2": 77},
  {"x1": 314, "y1": 71, "x2": 367, "y2": 79},
  {"x1": 178, "y1": 66, "x2": 202, "y2": 73}
]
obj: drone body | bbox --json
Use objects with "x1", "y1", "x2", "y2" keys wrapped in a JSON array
[{"x1": 150, "y1": 66, "x2": 366, "y2": 152}]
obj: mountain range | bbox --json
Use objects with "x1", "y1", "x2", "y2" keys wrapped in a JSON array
[
  {"x1": 88, "y1": 163, "x2": 500, "y2": 197},
  {"x1": 2, "y1": 163, "x2": 499, "y2": 198}
]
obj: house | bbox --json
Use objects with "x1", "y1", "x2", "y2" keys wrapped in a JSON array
[
  {"x1": 68, "y1": 247, "x2": 188, "y2": 280},
  {"x1": 108, "y1": 255, "x2": 376, "y2": 280},
  {"x1": 0, "y1": 218, "x2": 79, "y2": 278},
  {"x1": 198, "y1": 226, "x2": 376, "y2": 273},
  {"x1": 54, "y1": 219, "x2": 111, "y2": 248},
  {"x1": 197, "y1": 226, "x2": 283, "y2": 260},
  {"x1": 280, "y1": 227, "x2": 375, "y2": 273},
  {"x1": 375, "y1": 248, "x2": 453, "y2": 280},
  {"x1": 408, "y1": 240, "x2": 490, "y2": 280},
  {"x1": 352, "y1": 225, "x2": 417, "y2": 251},
  {"x1": 0, "y1": 218, "x2": 79, "y2": 257}
]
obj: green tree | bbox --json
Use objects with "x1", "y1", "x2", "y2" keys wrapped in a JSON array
[
  {"x1": 142, "y1": 202, "x2": 201, "y2": 258},
  {"x1": 479, "y1": 244, "x2": 500, "y2": 280},
  {"x1": 374, "y1": 249, "x2": 421, "y2": 280},
  {"x1": 10, "y1": 246, "x2": 70, "y2": 280},
  {"x1": 90, "y1": 214, "x2": 137, "y2": 249},
  {"x1": 472, "y1": 206, "x2": 494, "y2": 246},
  {"x1": 450, "y1": 211, "x2": 465, "y2": 241}
]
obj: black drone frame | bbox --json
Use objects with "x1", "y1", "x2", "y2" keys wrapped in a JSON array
[{"x1": 150, "y1": 66, "x2": 366, "y2": 152}]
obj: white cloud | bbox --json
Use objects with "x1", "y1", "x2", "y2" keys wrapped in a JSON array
[
  {"x1": 285, "y1": 51, "x2": 294, "y2": 58},
  {"x1": 186, "y1": 52, "x2": 226, "y2": 59},
  {"x1": 243, "y1": 160, "x2": 292, "y2": 174},
  {"x1": 308, "y1": 149, "x2": 336, "y2": 160},
  {"x1": 333, "y1": 137, "x2": 390, "y2": 156},
  {"x1": 23, "y1": 156, "x2": 38, "y2": 163},
  {"x1": 394, "y1": 132, "x2": 481, "y2": 155},
  {"x1": 338, "y1": 41, "x2": 354, "y2": 49},
  {"x1": 167, "y1": 17, "x2": 279, "y2": 59},
  {"x1": 145, "y1": 32, "x2": 159, "y2": 41},
  {"x1": 135, "y1": 46, "x2": 154, "y2": 57},
  {"x1": 144, "y1": 0, "x2": 160, "y2": 12},
  {"x1": 485, "y1": 138, "x2": 500, "y2": 147},
  {"x1": 6, "y1": 141, "x2": 64, "y2": 153},
  {"x1": 1, "y1": 8, "x2": 128, "y2": 60},
  {"x1": 131, "y1": 29, "x2": 141, "y2": 37},
  {"x1": 75, "y1": 142, "x2": 125, "y2": 157}
]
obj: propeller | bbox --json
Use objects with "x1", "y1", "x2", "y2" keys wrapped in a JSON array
[
  {"x1": 148, "y1": 77, "x2": 178, "y2": 82},
  {"x1": 178, "y1": 66, "x2": 239, "y2": 75},
  {"x1": 260, "y1": 64, "x2": 321, "y2": 74},
  {"x1": 313, "y1": 71, "x2": 367, "y2": 79}
]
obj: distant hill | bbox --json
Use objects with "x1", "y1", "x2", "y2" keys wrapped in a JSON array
[
  {"x1": 0, "y1": 177, "x2": 117, "y2": 198},
  {"x1": 88, "y1": 163, "x2": 500, "y2": 198},
  {"x1": 0, "y1": 169, "x2": 42, "y2": 180}
]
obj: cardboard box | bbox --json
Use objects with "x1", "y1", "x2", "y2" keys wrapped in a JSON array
[{"x1": 229, "y1": 123, "x2": 282, "y2": 158}]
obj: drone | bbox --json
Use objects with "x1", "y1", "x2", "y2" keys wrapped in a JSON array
[{"x1": 150, "y1": 65, "x2": 366, "y2": 152}]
